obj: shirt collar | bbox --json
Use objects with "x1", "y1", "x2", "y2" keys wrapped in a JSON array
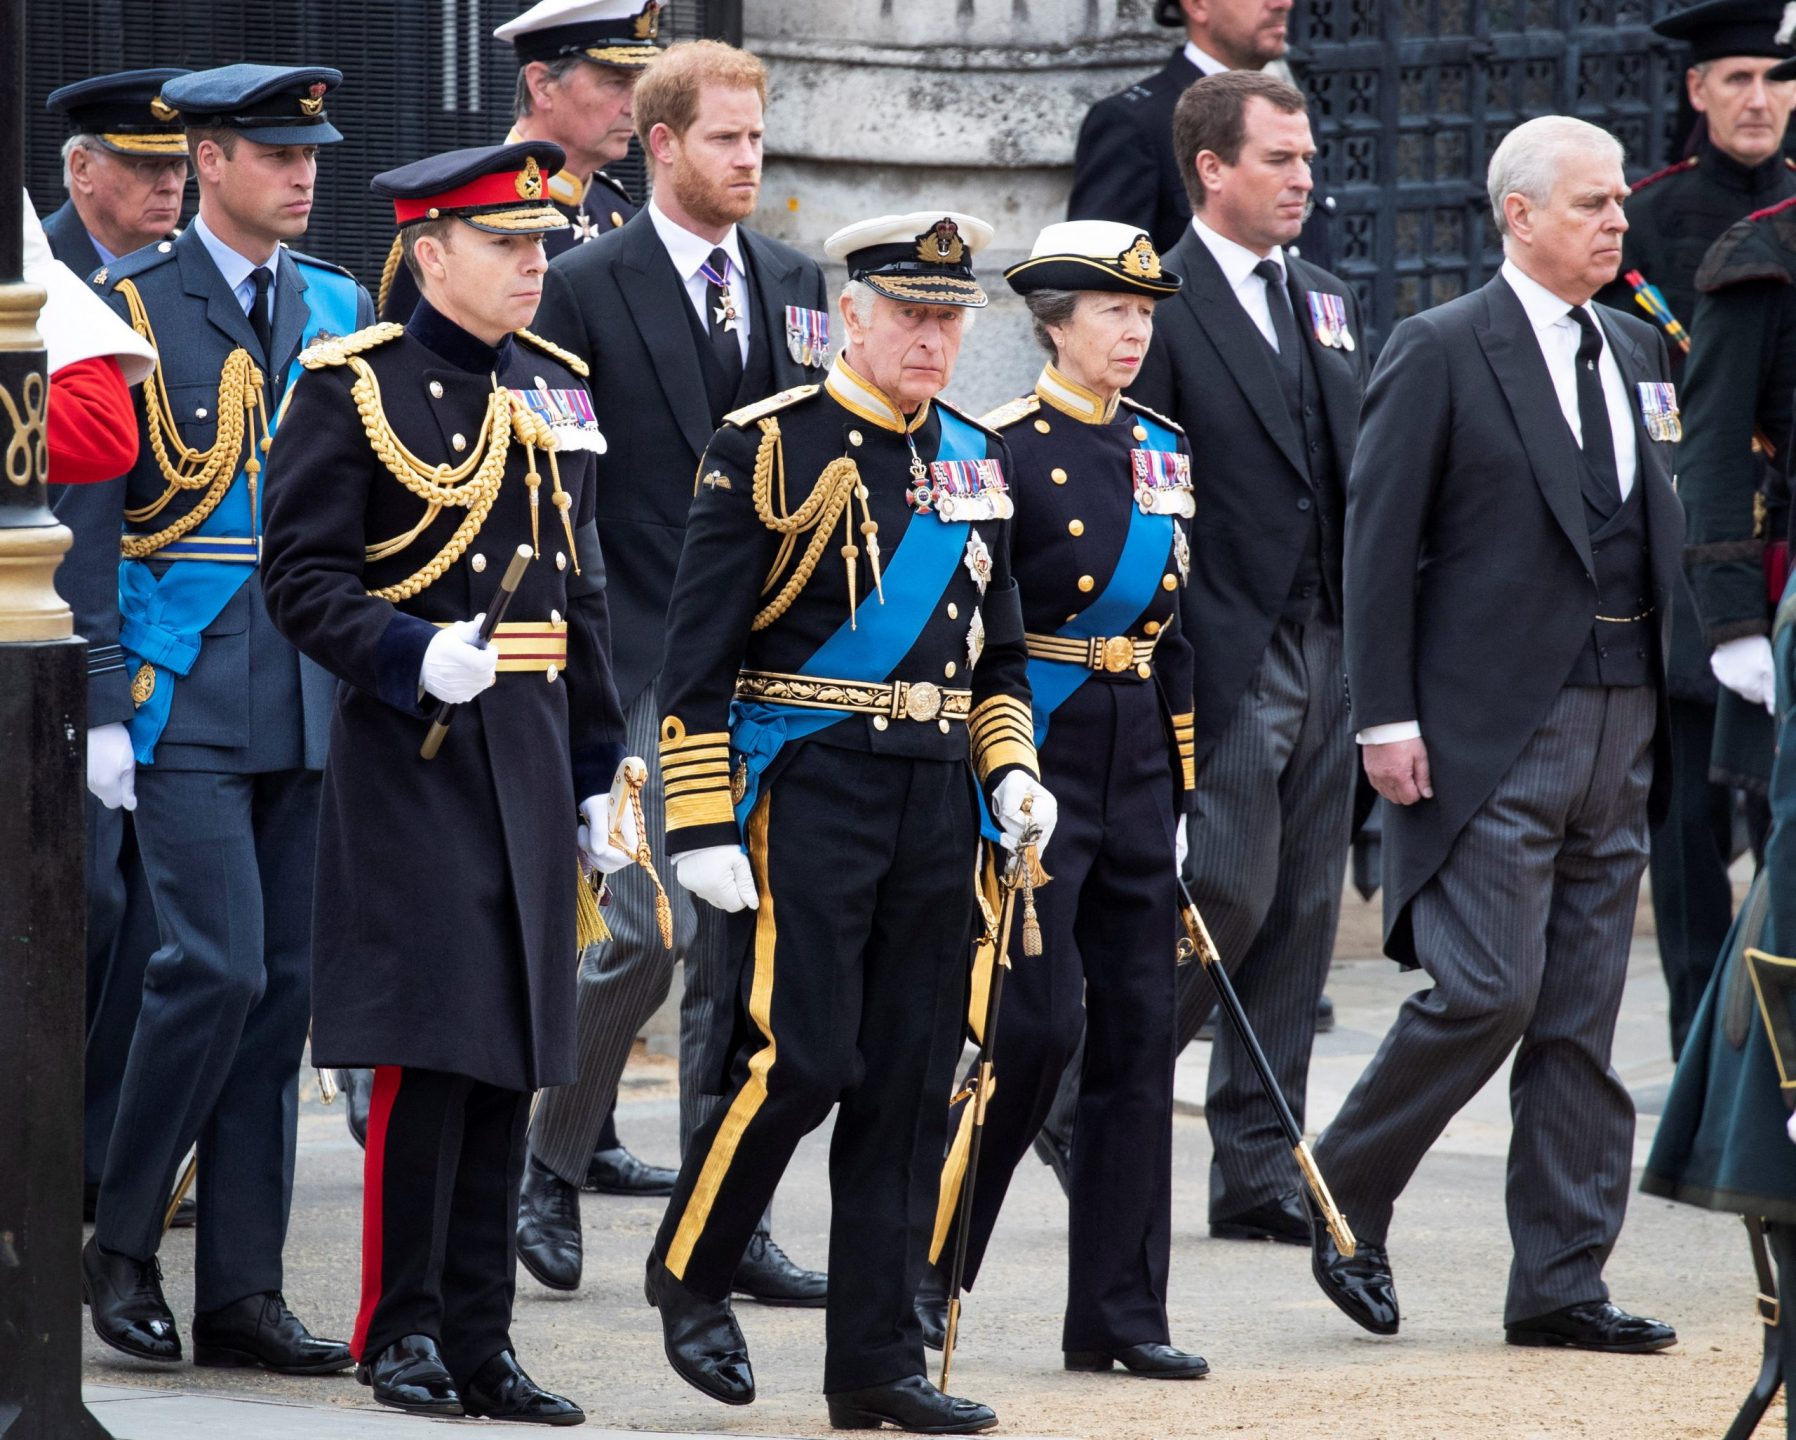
[
  {"x1": 1190, "y1": 212, "x2": 1283, "y2": 289},
  {"x1": 647, "y1": 197, "x2": 744, "y2": 283},
  {"x1": 191, "y1": 210, "x2": 272, "y2": 301},
  {"x1": 826, "y1": 354, "x2": 931, "y2": 433},
  {"x1": 507, "y1": 125, "x2": 587, "y2": 208},
  {"x1": 1183, "y1": 40, "x2": 1230, "y2": 75},
  {"x1": 1501, "y1": 258, "x2": 1596, "y2": 340},
  {"x1": 89, "y1": 232, "x2": 118, "y2": 267},
  {"x1": 406, "y1": 296, "x2": 513, "y2": 376},
  {"x1": 1035, "y1": 363, "x2": 1118, "y2": 424}
]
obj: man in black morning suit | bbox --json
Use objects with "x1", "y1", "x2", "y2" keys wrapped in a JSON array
[
  {"x1": 516, "y1": 38, "x2": 831, "y2": 1302},
  {"x1": 1311, "y1": 115, "x2": 1680, "y2": 1353}
]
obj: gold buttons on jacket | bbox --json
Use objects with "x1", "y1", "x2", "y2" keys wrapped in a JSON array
[
  {"x1": 471, "y1": 553, "x2": 487, "y2": 573},
  {"x1": 452, "y1": 433, "x2": 467, "y2": 452},
  {"x1": 1162, "y1": 574, "x2": 1178, "y2": 590},
  {"x1": 534, "y1": 376, "x2": 547, "y2": 389},
  {"x1": 1144, "y1": 619, "x2": 1160, "y2": 636},
  {"x1": 1034, "y1": 418, "x2": 1051, "y2": 433},
  {"x1": 849, "y1": 429, "x2": 864, "y2": 447},
  {"x1": 1067, "y1": 519, "x2": 1084, "y2": 537},
  {"x1": 1137, "y1": 662, "x2": 1152, "y2": 678},
  {"x1": 557, "y1": 552, "x2": 568, "y2": 571},
  {"x1": 429, "y1": 381, "x2": 444, "y2": 399},
  {"x1": 546, "y1": 664, "x2": 560, "y2": 683},
  {"x1": 947, "y1": 602, "x2": 959, "y2": 620},
  {"x1": 1132, "y1": 424, "x2": 1148, "y2": 440},
  {"x1": 1078, "y1": 575, "x2": 1095, "y2": 592},
  {"x1": 873, "y1": 714, "x2": 889, "y2": 731},
  {"x1": 1051, "y1": 467, "x2": 1067, "y2": 485},
  {"x1": 944, "y1": 662, "x2": 957, "y2": 678},
  {"x1": 194, "y1": 406, "x2": 208, "y2": 419}
]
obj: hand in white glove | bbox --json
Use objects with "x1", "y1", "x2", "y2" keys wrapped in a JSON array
[
  {"x1": 86, "y1": 722, "x2": 136, "y2": 811},
  {"x1": 1711, "y1": 635, "x2": 1776, "y2": 714},
  {"x1": 991, "y1": 771, "x2": 1059, "y2": 858},
  {"x1": 1175, "y1": 814, "x2": 1189, "y2": 871},
  {"x1": 1787, "y1": 1109, "x2": 1796, "y2": 1146},
  {"x1": 577, "y1": 794, "x2": 636, "y2": 875},
  {"x1": 673, "y1": 844, "x2": 760, "y2": 913},
  {"x1": 419, "y1": 615, "x2": 497, "y2": 704}
]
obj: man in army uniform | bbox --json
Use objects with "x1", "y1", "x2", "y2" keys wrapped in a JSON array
[
  {"x1": 70, "y1": 63, "x2": 372, "y2": 1375},
  {"x1": 262, "y1": 140, "x2": 633, "y2": 1424},
  {"x1": 641, "y1": 211, "x2": 1057, "y2": 1434},
  {"x1": 1595, "y1": 0, "x2": 1796, "y2": 1058}
]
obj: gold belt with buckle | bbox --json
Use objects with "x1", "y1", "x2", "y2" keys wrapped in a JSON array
[
  {"x1": 1025, "y1": 631, "x2": 1160, "y2": 675},
  {"x1": 432, "y1": 618, "x2": 568, "y2": 676},
  {"x1": 735, "y1": 669, "x2": 973, "y2": 727}
]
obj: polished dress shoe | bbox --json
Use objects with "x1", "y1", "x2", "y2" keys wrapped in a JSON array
[
  {"x1": 916, "y1": 1267, "x2": 949, "y2": 1351},
  {"x1": 1031, "y1": 1124, "x2": 1072, "y2": 1196},
  {"x1": 82, "y1": 1236, "x2": 181, "y2": 1363},
  {"x1": 516, "y1": 1154, "x2": 583, "y2": 1292},
  {"x1": 585, "y1": 1144, "x2": 677, "y2": 1196},
  {"x1": 1505, "y1": 1300, "x2": 1677, "y2": 1354},
  {"x1": 461, "y1": 1350, "x2": 585, "y2": 1425},
  {"x1": 191, "y1": 1291, "x2": 351, "y2": 1373},
  {"x1": 1064, "y1": 1342, "x2": 1209, "y2": 1379},
  {"x1": 85, "y1": 1182, "x2": 194, "y2": 1229},
  {"x1": 1210, "y1": 1189, "x2": 1308, "y2": 1245},
  {"x1": 826, "y1": 1374, "x2": 997, "y2": 1433},
  {"x1": 645, "y1": 1253, "x2": 754, "y2": 1405},
  {"x1": 340, "y1": 1067, "x2": 374, "y2": 1149},
  {"x1": 730, "y1": 1230, "x2": 826, "y2": 1307},
  {"x1": 356, "y1": 1333, "x2": 463, "y2": 1415},
  {"x1": 1309, "y1": 1222, "x2": 1398, "y2": 1336}
]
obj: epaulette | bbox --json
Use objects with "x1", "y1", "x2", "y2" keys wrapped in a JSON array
[
  {"x1": 515, "y1": 328, "x2": 590, "y2": 378},
  {"x1": 935, "y1": 394, "x2": 1004, "y2": 441},
  {"x1": 723, "y1": 384, "x2": 820, "y2": 427},
  {"x1": 1697, "y1": 204, "x2": 1796, "y2": 292},
  {"x1": 282, "y1": 244, "x2": 357, "y2": 281},
  {"x1": 93, "y1": 237, "x2": 177, "y2": 289},
  {"x1": 979, "y1": 394, "x2": 1041, "y2": 430},
  {"x1": 1628, "y1": 155, "x2": 1697, "y2": 196},
  {"x1": 1119, "y1": 395, "x2": 1185, "y2": 435},
  {"x1": 300, "y1": 322, "x2": 404, "y2": 369},
  {"x1": 591, "y1": 169, "x2": 632, "y2": 204}
]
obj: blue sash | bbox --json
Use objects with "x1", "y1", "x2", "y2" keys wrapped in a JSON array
[
  {"x1": 729, "y1": 406, "x2": 988, "y2": 831},
  {"x1": 121, "y1": 263, "x2": 363, "y2": 762},
  {"x1": 1025, "y1": 411, "x2": 1180, "y2": 747}
]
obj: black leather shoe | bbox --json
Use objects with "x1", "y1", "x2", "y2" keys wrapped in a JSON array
[
  {"x1": 826, "y1": 1374, "x2": 997, "y2": 1433},
  {"x1": 1210, "y1": 1189, "x2": 1308, "y2": 1245},
  {"x1": 645, "y1": 1253, "x2": 754, "y2": 1405},
  {"x1": 1316, "y1": 993, "x2": 1336, "y2": 1034},
  {"x1": 516, "y1": 1155, "x2": 583, "y2": 1292},
  {"x1": 1032, "y1": 1124, "x2": 1072, "y2": 1196},
  {"x1": 191, "y1": 1292, "x2": 352, "y2": 1374},
  {"x1": 340, "y1": 1068, "x2": 374, "y2": 1149},
  {"x1": 81, "y1": 1236, "x2": 181, "y2": 1363},
  {"x1": 356, "y1": 1333, "x2": 463, "y2": 1415},
  {"x1": 585, "y1": 1144, "x2": 677, "y2": 1196},
  {"x1": 1309, "y1": 1220, "x2": 1399, "y2": 1336},
  {"x1": 730, "y1": 1230, "x2": 826, "y2": 1307},
  {"x1": 85, "y1": 1183, "x2": 194, "y2": 1229},
  {"x1": 916, "y1": 1267, "x2": 949, "y2": 1351},
  {"x1": 461, "y1": 1350, "x2": 585, "y2": 1425},
  {"x1": 1505, "y1": 1301, "x2": 1677, "y2": 1354},
  {"x1": 1064, "y1": 1342, "x2": 1209, "y2": 1379}
]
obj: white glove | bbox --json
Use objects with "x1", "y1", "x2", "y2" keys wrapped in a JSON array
[
  {"x1": 577, "y1": 794, "x2": 636, "y2": 875},
  {"x1": 991, "y1": 772, "x2": 1059, "y2": 858},
  {"x1": 1711, "y1": 635, "x2": 1776, "y2": 714},
  {"x1": 86, "y1": 722, "x2": 136, "y2": 811},
  {"x1": 673, "y1": 844, "x2": 760, "y2": 912},
  {"x1": 419, "y1": 616, "x2": 497, "y2": 704},
  {"x1": 1787, "y1": 1109, "x2": 1796, "y2": 1146},
  {"x1": 1175, "y1": 814, "x2": 1189, "y2": 871}
]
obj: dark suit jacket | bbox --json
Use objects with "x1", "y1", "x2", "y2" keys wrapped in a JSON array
[
  {"x1": 532, "y1": 212, "x2": 828, "y2": 710},
  {"x1": 1345, "y1": 273, "x2": 1683, "y2": 964},
  {"x1": 41, "y1": 199, "x2": 105, "y2": 279},
  {"x1": 1130, "y1": 225, "x2": 1367, "y2": 769}
]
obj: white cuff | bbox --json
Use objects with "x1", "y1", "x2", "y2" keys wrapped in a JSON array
[{"x1": 1356, "y1": 720, "x2": 1421, "y2": 745}]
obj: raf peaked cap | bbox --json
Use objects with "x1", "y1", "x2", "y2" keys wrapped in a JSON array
[
  {"x1": 161, "y1": 64, "x2": 345, "y2": 146},
  {"x1": 1005, "y1": 220, "x2": 1182, "y2": 298},
  {"x1": 373, "y1": 141, "x2": 572, "y2": 235},
  {"x1": 46, "y1": 68, "x2": 191, "y2": 157},
  {"x1": 1655, "y1": 0, "x2": 1796, "y2": 61},
  {"x1": 825, "y1": 211, "x2": 995, "y2": 309},
  {"x1": 495, "y1": 0, "x2": 664, "y2": 66}
]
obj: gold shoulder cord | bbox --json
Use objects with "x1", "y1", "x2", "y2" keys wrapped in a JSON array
[
  {"x1": 115, "y1": 278, "x2": 269, "y2": 559},
  {"x1": 748, "y1": 416, "x2": 883, "y2": 631}
]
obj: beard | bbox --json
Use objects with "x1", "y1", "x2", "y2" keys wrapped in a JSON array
[{"x1": 669, "y1": 157, "x2": 760, "y2": 229}]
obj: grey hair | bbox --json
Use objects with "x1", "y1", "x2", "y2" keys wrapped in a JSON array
[
  {"x1": 61, "y1": 133, "x2": 95, "y2": 189},
  {"x1": 1487, "y1": 115, "x2": 1625, "y2": 237},
  {"x1": 840, "y1": 278, "x2": 978, "y2": 332},
  {"x1": 1023, "y1": 288, "x2": 1081, "y2": 358},
  {"x1": 514, "y1": 56, "x2": 584, "y2": 120}
]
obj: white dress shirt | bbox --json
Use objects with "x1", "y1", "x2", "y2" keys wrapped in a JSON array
[
  {"x1": 191, "y1": 211, "x2": 276, "y2": 327},
  {"x1": 1183, "y1": 40, "x2": 1230, "y2": 76},
  {"x1": 1189, "y1": 213, "x2": 1286, "y2": 349},
  {"x1": 1357, "y1": 260, "x2": 1643, "y2": 748},
  {"x1": 647, "y1": 198, "x2": 751, "y2": 364}
]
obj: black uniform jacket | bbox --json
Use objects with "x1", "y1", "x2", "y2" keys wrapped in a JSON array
[
  {"x1": 655, "y1": 362, "x2": 1039, "y2": 858},
  {"x1": 532, "y1": 212, "x2": 830, "y2": 714},
  {"x1": 1129, "y1": 225, "x2": 1366, "y2": 770},
  {"x1": 261, "y1": 303, "x2": 627, "y2": 1091},
  {"x1": 984, "y1": 374, "x2": 1199, "y2": 810},
  {"x1": 1345, "y1": 275, "x2": 1683, "y2": 965}
]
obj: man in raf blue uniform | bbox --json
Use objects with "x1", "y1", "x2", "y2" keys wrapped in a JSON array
[
  {"x1": 642, "y1": 211, "x2": 1057, "y2": 1435},
  {"x1": 71, "y1": 63, "x2": 372, "y2": 1376}
]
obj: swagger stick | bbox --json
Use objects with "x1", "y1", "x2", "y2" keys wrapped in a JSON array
[
  {"x1": 420, "y1": 544, "x2": 532, "y2": 760},
  {"x1": 1177, "y1": 875, "x2": 1357, "y2": 1258},
  {"x1": 162, "y1": 1151, "x2": 196, "y2": 1235},
  {"x1": 941, "y1": 805, "x2": 1043, "y2": 1391}
]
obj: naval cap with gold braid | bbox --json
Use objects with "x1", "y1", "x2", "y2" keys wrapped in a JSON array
[
  {"x1": 373, "y1": 141, "x2": 573, "y2": 235},
  {"x1": 1004, "y1": 220, "x2": 1182, "y2": 298},
  {"x1": 46, "y1": 68, "x2": 191, "y2": 158},
  {"x1": 496, "y1": 0, "x2": 664, "y2": 67},
  {"x1": 825, "y1": 211, "x2": 995, "y2": 308}
]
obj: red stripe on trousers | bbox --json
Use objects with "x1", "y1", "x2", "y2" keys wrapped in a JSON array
[{"x1": 350, "y1": 1065, "x2": 403, "y2": 1360}]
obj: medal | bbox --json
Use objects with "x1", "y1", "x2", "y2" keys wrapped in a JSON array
[
  {"x1": 1307, "y1": 291, "x2": 1352, "y2": 350},
  {"x1": 784, "y1": 305, "x2": 831, "y2": 367},
  {"x1": 699, "y1": 254, "x2": 739, "y2": 333},
  {"x1": 966, "y1": 608, "x2": 986, "y2": 670},
  {"x1": 963, "y1": 529, "x2": 992, "y2": 594},
  {"x1": 1636, "y1": 381, "x2": 1681, "y2": 443}
]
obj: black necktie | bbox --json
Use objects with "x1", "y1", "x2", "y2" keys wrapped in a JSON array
[
  {"x1": 248, "y1": 266, "x2": 274, "y2": 359},
  {"x1": 1252, "y1": 258, "x2": 1300, "y2": 384},
  {"x1": 704, "y1": 247, "x2": 743, "y2": 389},
  {"x1": 1568, "y1": 306, "x2": 1619, "y2": 497}
]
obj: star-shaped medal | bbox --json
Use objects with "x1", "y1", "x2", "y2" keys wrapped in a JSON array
[
  {"x1": 572, "y1": 211, "x2": 599, "y2": 244},
  {"x1": 715, "y1": 294, "x2": 740, "y2": 333}
]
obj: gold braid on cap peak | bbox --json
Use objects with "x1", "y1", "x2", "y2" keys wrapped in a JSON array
[{"x1": 747, "y1": 416, "x2": 884, "y2": 631}]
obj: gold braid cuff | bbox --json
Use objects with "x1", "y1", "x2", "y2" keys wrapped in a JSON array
[
  {"x1": 1172, "y1": 711, "x2": 1196, "y2": 791},
  {"x1": 660, "y1": 717, "x2": 736, "y2": 832},
  {"x1": 969, "y1": 694, "x2": 1038, "y2": 782}
]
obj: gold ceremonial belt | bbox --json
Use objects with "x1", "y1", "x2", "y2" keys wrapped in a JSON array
[
  {"x1": 126, "y1": 534, "x2": 261, "y2": 564},
  {"x1": 1025, "y1": 631, "x2": 1160, "y2": 675},
  {"x1": 433, "y1": 619, "x2": 567, "y2": 674},
  {"x1": 735, "y1": 669, "x2": 972, "y2": 725}
]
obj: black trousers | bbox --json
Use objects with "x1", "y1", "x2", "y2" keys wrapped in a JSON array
[
  {"x1": 352, "y1": 1066, "x2": 531, "y2": 1384},
  {"x1": 938, "y1": 680, "x2": 1177, "y2": 1352},
  {"x1": 654, "y1": 742, "x2": 975, "y2": 1394}
]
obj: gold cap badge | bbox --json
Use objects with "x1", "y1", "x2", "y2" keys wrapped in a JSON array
[
  {"x1": 298, "y1": 81, "x2": 327, "y2": 116},
  {"x1": 1118, "y1": 235, "x2": 1163, "y2": 280},
  {"x1": 916, "y1": 218, "x2": 965, "y2": 267},
  {"x1": 517, "y1": 156, "x2": 545, "y2": 200},
  {"x1": 149, "y1": 95, "x2": 178, "y2": 122},
  {"x1": 634, "y1": 1, "x2": 662, "y2": 39}
]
